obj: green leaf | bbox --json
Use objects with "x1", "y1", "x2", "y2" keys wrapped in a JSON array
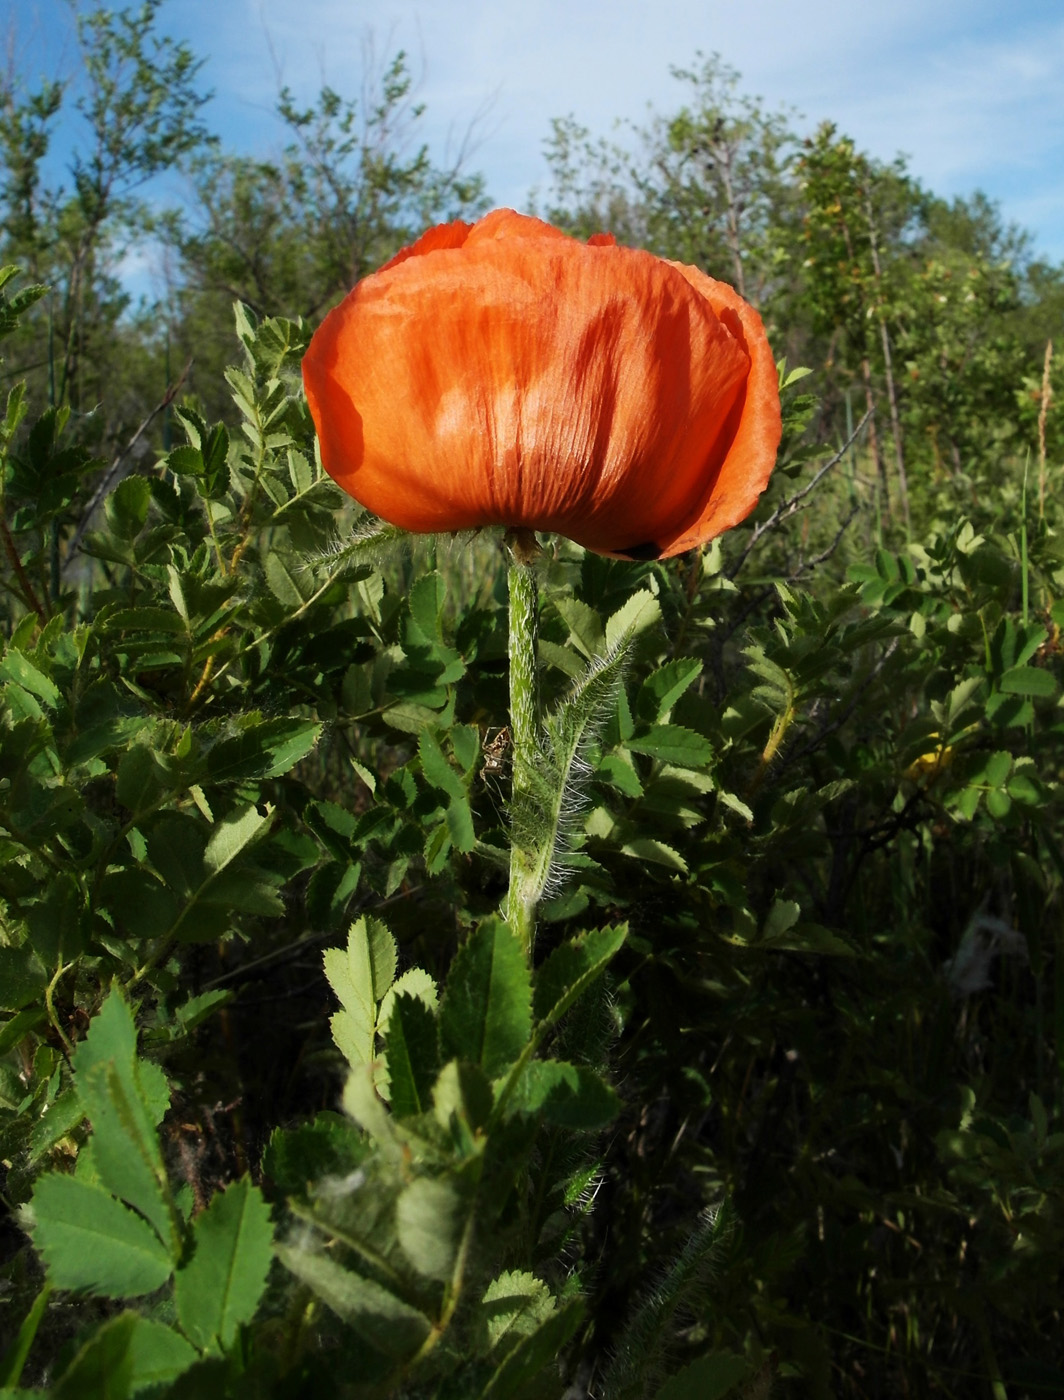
[
  {"x1": 408, "y1": 572, "x2": 446, "y2": 643},
  {"x1": 276, "y1": 1246, "x2": 432, "y2": 1358},
  {"x1": 203, "y1": 803, "x2": 272, "y2": 874},
  {"x1": 396, "y1": 1176, "x2": 462, "y2": 1281},
  {"x1": 0, "y1": 946, "x2": 48, "y2": 1012},
  {"x1": 478, "y1": 1300, "x2": 584, "y2": 1399},
  {"x1": 507, "y1": 1060, "x2": 620, "y2": 1129},
  {"x1": 652, "y1": 1351, "x2": 749, "y2": 1400},
  {"x1": 480, "y1": 1271, "x2": 556, "y2": 1352},
  {"x1": 51, "y1": 1311, "x2": 137, "y2": 1400},
  {"x1": 637, "y1": 658, "x2": 703, "y2": 722},
  {"x1": 982, "y1": 750, "x2": 1012, "y2": 788},
  {"x1": 0, "y1": 651, "x2": 60, "y2": 707},
  {"x1": 433, "y1": 1060, "x2": 493, "y2": 1148},
  {"x1": 263, "y1": 1113, "x2": 365, "y2": 1196},
  {"x1": 324, "y1": 917, "x2": 397, "y2": 1067},
  {"x1": 125, "y1": 1318, "x2": 199, "y2": 1393},
  {"x1": 378, "y1": 968, "x2": 439, "y2": 1031},
  {"x1": 999, "y1": 665, "x2": 1057, "y2": 697},
  {"x1": 383, "y1": 992, "x2": 439, "y2": 1117},
  {"x1": 115, "y1": 744, "x2": 167, "y2": 813},
  {"x1": 626, "y1": 725, "x2": 713, "y2": 769},
  {"x1": 264, "y1": 552, "x2": 312, "y2": 606},
  {"x1": 419, "y1": 730, "x2": 475, "y2": 853},
  {"x1": 206, "y1": 717, "x2": 321, "y2": 783},
  {"x1": 72, "y1": 990, "x2": 175, "y2": 1251},
  {"x1": 167, "y1": 444, "x2": 205, "y2": 476},
  {"x1": 28, "y1": 1087, "x2": 86, "y2": 1165},
  {"x1": 553, "y1": 596, "x2": 604, "y2": 659},
  {"x1": 174, "y1": 1178, "x2": 273, "y2": 1352},
  {"x1": 104, "y1": 476, "x2": 152, "y2": 541},
  {"x1": 439, "y1": 920, "x2": 532, "y2": 1078},
  {"x1": 31, "y1": 1175, "x2": 174, "y2": 1297},
  {"x1": 620, "y1": 838, "x2": 688, "y2": 873},
  {"x1": 533, "y1": 925, "x2": 627, "y2": 1028},
  {"x1": 605, "y1": 590, "x2": 662, "y2": 653},
  {"x1": 596, "y1": 754, "x2": 644, "y2": 797},
  {"x1": 47, "y1": 1311, "x2": 196, "y2": 1399}
]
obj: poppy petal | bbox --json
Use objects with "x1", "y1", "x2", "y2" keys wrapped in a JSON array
[{"x1": 303, "y1": 210, "x2": 781, "y2": 559}]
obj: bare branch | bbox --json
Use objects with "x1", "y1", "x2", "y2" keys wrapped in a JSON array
[
  {"x1": 64, "y1": 356, "x2": 192, "y2": 568},
  {"x1": 727, "y1": 408, "x2": 872, "y2": 580}
]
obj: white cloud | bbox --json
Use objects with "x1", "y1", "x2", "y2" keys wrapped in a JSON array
[{"x1": 13, "y1": 0, "x2": 1064, "y2": 259}]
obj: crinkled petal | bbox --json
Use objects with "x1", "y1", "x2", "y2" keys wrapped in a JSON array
[{"x1": 303, "y1": 210, "x2": 780, "y2": 559}]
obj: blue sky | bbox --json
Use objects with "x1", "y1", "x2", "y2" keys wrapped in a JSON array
[{"x1": 10, "y1": 0, "x2": 1064, "y2": 291}]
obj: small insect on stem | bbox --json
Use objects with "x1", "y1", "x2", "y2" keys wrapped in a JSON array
[{"x1": 480, "y1": 725, "x2": 512, "y2": 785}]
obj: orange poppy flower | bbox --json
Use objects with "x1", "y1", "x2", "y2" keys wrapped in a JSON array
[{"x1": 302, "y1": 209, "x2": 781, "y2": 560}]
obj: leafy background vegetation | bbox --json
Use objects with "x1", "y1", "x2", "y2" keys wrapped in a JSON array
[{"x1": 0, "y1": 6, "x2": 1062, "y2": 1397}]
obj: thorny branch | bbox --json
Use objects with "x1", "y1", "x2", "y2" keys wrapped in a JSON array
[
  {"x1": 64, "y1": 356, "x2": 193, "y2": 568},
  {"x1": 727, "y1": 408, "x2": 872, "y2": 581}
]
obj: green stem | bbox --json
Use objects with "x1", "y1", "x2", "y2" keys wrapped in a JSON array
[
  {"x1": 504, "y1": 530, "x2": 541, "y2": 959},
  {"x1": 0, "y1": 1281, "x2": 52, "y2": 1388}
]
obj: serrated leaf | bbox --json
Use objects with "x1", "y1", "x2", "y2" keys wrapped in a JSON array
[
  {"x1": 637, "y1": 658, "x2": 702, "y2": 722},
  {"x1": 378, "y1": 968, "x2": 439, "y2": 1032},
  {"x1": 31, "y1": 1175, "x2": 173, "y2": 1297},
  {"x1": 206, "y1": 717, "x2": 321, "y2": 782},
  {"x1": 553, "y1": 596, "x2": 604, "y2": 659},
  {"x1": 506, "y1": 1060, "x2": 619, "y2": 1129},
  {"x1": 538, "y1": 638, "x2": 585, "y2": 678},
  {"x1": 418, "y1": 730, "x2": 475, "y2": 853},
  {"x1": 396, "y1": 1176, "x2": 461, "y2": 1281},
  {"x1": 324, "y1": 917, "x2": 397, "y2": 1065},
  {"x1": 433, "y1": 1060, "x2": 493, "y2": 1145},
  {"x1": 174, "y1": 1178, "x2": 273, "y2": 1352},
  {"x1": 383, "y1": 992, "x2": 439, "y2": 1116},
  {"x1": 51, "y1": 1312, "x2": 137, "y2": 1399},
  {"x1": 596, "y1": 753, "x2": 644, "y2": 797},
  {"x1": 264, "y1": 552, "x2": 311, "y2": 607},
  {"x1": 167, "y1": 444, "x2": 205, "y2": 476},
  {"x1": 0, "y1": 945, "x2": 48, "y2": 1011},
  {"x1": 75, "y1": 1061, "x2": 174, "y2": 1250},
  {"x1": 533, "y1": 925, "x2": 627, "y2": 1028},
  {"x1": 0, "y1": 651, "x2": 60, "y2": 707},
  {"x1": 626, "y1": 725, "x2": 712, "y2": 769},
  {"x1": 481, "y1": 1270, "x2": 556, "y2": 1351},
  {"x1": 276, "y1": 1246, "x2": 431, "y2": 1358},
  {"x1": 202, "y1": 804, "x2": 272, "y2": 876},
  {"x1": 115, "y1": 744, "x2": 167, "y2": 813},
  {"x1": 341, "y1": 1064, "x2": 398, "y2": 1152},
  {"x1": 72, "y1": 990, "x2": 174, "y2": 1251},
  {"x1": 718, "y1": 790, "x2": 753, "y2": 822},
  {"x1": 652, "y1": 1351, "x2": 749, "y2": 1400},
  {"x1": 983, "y1": 750, "x2": 1012, "y2": 788},
  {"x1": 408, "y1": 572, "x2": 446, "y2": 643},
  {"x1": 762, "y1": 900, "x2": 800, "y2": 941},
  {"x1": 105, "y1": 476, "x2": 152, "y2": 540},
  {"x1": 479, "y1": 1300, "x2": 584, "y2": 1399},
  {"x1": 605, "y1": 590, "x2": 661, "y2": 653},
  {"x1": 999, "y1": 665, "x2": 1056, "y2": 697},
  {"x1": 620, "y1": 838, "x2": 688, "y2": 872},
  {"x1": 439, "y1": 920, "x2": 531, "y2": 1078}
]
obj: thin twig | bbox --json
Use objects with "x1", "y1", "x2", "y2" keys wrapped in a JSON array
[
  {"x1": 782, "y1": 637, "x2": 901, "y2": 772},
  {"x1": 64, "y1": 357, "x2": 193, "y2": 569},
  {"x1": 1038, "y1": 340, "x2": 1053, "y2": 519},
  {"x1": 1, "y1": 514, "x2": 48, "y2": 624},
  {"x1": 727, "y1": 409, "x2": 873, "y2": 580},
  {"x1": 790, "y1": 505, "x2": 861, "y2": 579}
]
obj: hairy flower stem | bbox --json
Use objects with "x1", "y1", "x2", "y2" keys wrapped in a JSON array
[{"x1": 504, "y1": 530, "x2": 541, "y2": 958}]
